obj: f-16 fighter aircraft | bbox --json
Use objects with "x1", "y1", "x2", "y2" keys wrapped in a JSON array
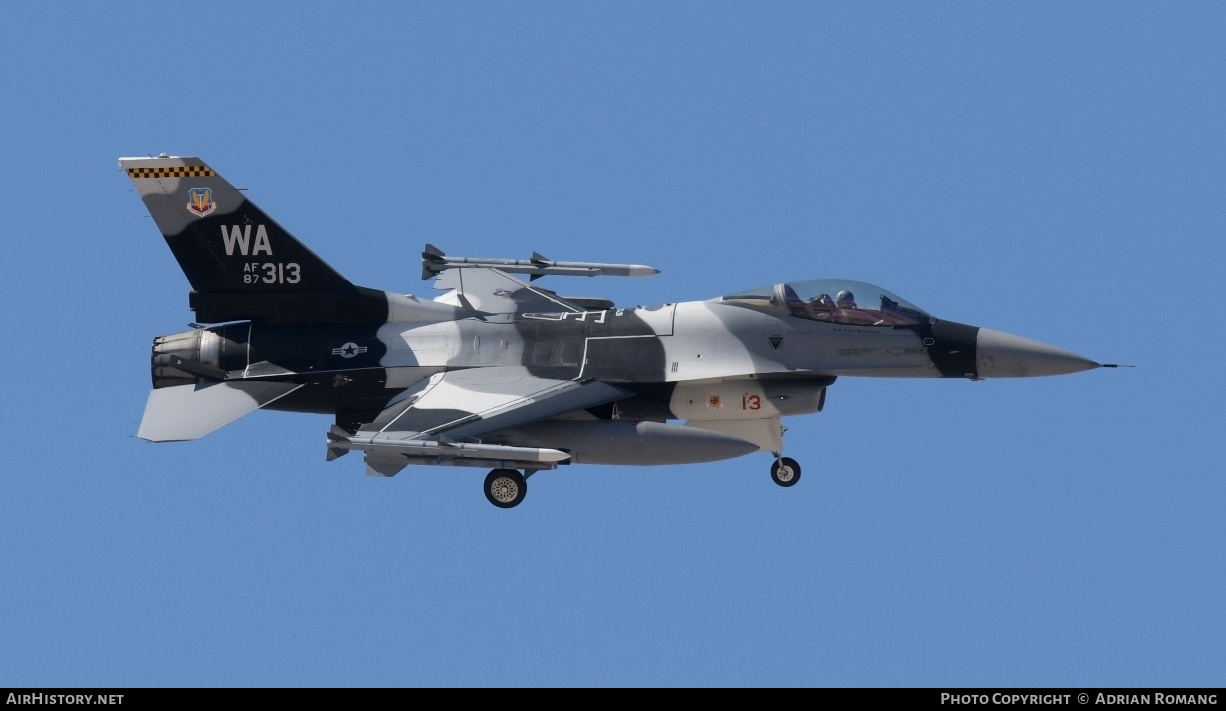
[{"x1": 122, "y1": 155, "x2": 1122, "y2": 508}]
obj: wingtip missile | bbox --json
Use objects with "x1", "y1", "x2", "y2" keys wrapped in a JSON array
[{"x1": 421, "y1": 244, "x2": 658, "y2": 280}]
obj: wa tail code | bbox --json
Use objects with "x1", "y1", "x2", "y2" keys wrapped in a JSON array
[{"x1": 220, "y1": 225, "x2": 273, "y2": 256}]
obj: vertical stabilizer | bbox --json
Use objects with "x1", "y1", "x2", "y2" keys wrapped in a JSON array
[
  {"x1": 120, "y1": 155, "x2": 403, "y2": 324},
  {"x1": 120, "y1": 155, "x2": 350, "y2": 294}
]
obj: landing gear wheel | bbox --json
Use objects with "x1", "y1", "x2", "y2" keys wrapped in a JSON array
[
  {"x1": 771, "y1": 457, "x2": 801, "y2": 487},
  {"x1": 484, "y1": 468, "x2": 527, "y2": 508}
]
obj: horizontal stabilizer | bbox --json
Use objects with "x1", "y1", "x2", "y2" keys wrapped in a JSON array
[{"x1": 137, "y1": 381, "x2": 303, "y2": 442}]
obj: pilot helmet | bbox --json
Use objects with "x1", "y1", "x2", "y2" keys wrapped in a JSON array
[{"x1": 835, "y1": 290, "x2": 855, "y2": 308}]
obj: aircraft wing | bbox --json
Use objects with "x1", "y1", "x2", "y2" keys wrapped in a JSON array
[
  {"x1": 332, "y1": 366, "x2": 633, "y2": 475},
  {"x1": 431, "y1": 267, "x2": 596, "y2": 314}
]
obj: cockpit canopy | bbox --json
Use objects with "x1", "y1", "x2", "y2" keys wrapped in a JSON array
[{"x1": 722, "y1": 279, "x2": 931, "y2": 327}]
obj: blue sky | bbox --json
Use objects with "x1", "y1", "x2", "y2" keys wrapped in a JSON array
[{"x1": 1, "y1": 3, "x2": 1222, "y2": 687}]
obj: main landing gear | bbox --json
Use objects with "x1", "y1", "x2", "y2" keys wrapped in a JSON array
[
  {"x1": 486, "y1": 458, "x2": 800, "y2": 505},
  {"x1": 770, "y1": 456, "x2": 801, "y2": 487},
  {"x1": 484, "y1": 468, "x2": 527, "y2": 508}
]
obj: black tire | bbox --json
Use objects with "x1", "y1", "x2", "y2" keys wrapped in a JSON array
[
  {"x1": 770, "y1": 457, "x2": 801, "y2": 487},
  {"x1": 484, "y1": 468, "x2": 527, "y2": 508}
]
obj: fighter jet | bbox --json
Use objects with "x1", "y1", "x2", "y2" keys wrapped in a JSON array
[{"x1": 122, "y1": 155, "x2": 1122, "y2": 508}]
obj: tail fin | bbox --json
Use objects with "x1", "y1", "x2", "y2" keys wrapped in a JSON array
[
  {"x1": 121, "y1": 155, "x2": 350, "y2": 292},
  {"x1": 121, "y1": 155, "x2": 385, "y2": 324}
]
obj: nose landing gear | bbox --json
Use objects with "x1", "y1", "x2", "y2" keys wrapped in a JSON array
[{"x1": 770, "y1": 456, "x2": 801, "y2": 487}]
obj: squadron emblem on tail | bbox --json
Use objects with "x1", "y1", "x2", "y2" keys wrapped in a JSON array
[{"x1": 187, "y1": 187, "x2": 215, "y2": 216}]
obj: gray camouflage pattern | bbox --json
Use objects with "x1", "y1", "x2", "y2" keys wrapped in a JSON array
[{"x1": 122, "y1": 155, "x2": 1112, "y2": 506}]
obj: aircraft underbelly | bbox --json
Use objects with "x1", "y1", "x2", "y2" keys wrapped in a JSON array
[{"x1": 502, "y1": 420, "x2": 759, "y2": 465}]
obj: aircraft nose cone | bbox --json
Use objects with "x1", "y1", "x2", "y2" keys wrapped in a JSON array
[{"x1": 975, "y1": 328, "x2": 1100, "y2": 378}]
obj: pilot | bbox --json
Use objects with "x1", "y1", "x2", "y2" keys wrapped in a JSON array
[{"x1": 831, "y1": 289, "x2": 869, "y2": 325}]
